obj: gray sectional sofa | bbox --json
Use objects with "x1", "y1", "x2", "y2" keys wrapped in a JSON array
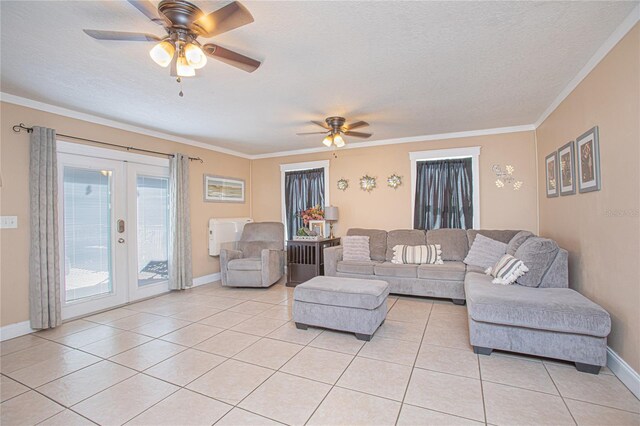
[{"x1": 324, "y1": 228, "x2": 612, "y2": 373}]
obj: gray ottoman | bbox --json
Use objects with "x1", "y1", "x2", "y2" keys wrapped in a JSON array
[{"x1": 293, "y1": 276, "x2": 389, "y2": 341}]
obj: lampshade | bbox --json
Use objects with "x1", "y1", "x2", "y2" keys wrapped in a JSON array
[
  {"x1": 324, "y1": 205, "x2": 339, "y2": 221},
  {"x1": 184, "y1": 43, "x2": 207, "y2": 69},
  {"x1": 149, "y1": 40, "x2": 175, "y2": 68},
  {"x1": 176, "y1": 55, "x2": 195, "y2": 77},
  {"x1": 333, "y1": 134, "x2": 345, "y2": 148},
  {"x1": 322, "y1": 135, "x2": 333, "y2": 147}
]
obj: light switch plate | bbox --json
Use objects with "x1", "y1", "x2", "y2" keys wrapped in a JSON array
[{"x1": 0, "y1": 216, "x2": 18, "y2": 229}]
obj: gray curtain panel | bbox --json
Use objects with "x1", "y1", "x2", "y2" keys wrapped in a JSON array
[
  {"x1": 29, "y1": 127, "x2": 62, "y2": 329},
  {"x1": 169, "y1": 153, "x2": 193, "y2": 290},
  {"x1": 284, "y1": 168, "x2": 325, "y2": 239},
  {"x1": 414, "y1": 158, "x2": 473, "y2": 230}
]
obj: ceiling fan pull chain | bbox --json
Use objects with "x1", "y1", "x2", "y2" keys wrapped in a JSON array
[{"x1": 176, "y1": 76, "x2": 184, "y2": 97}]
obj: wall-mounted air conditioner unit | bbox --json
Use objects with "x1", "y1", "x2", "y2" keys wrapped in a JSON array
[{"x1": 208, "y1": 218, "x2": 252, "y2": 256}]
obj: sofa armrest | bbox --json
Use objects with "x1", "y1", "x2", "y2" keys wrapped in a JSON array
[
  {"x1": 220, "y1": 248, "x2": 242, "y2": 286},
  {"x1": 261, "y1": 249, "x2": 285, "y2": 286},
  {"x1": 324, "y1": 246, "x2": 343, "y2": 276}
]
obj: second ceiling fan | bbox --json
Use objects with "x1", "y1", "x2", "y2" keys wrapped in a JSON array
[{"x1": 297, "y1": 116, "x2": 372, "y2": 148}]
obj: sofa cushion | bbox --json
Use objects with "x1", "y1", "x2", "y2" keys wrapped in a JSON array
[
  {"x1": 374, "y1": 262, "x2": 418, "y2": 278},
  {"x1": 466, "y1": 230, "x2": 520, "y2": 248},
  {"x1": 417, "y1": 261, "x2": 466, "y2": 281},
  {"x1": 386, "y1": 230, "x2": 427, "y2": 261},
  {"x1": 426, "y1": 229, "x2": 468, "y2": 261},
  {"x1": 337, "y1": 260, "x2": 376, "y2": 275},
  {"x1": 507, "y1": 230, "x2": 535, "y2": 255},
  {"x1": 465, "y1": 273, "x2": 611, "y2": 337},
  {"x1": 227, "y1": 258, "x2": 262, "y2": 271},
  {"x1": 342, "y1": 236, "x2": 371, "y2": 261},
  {"x1": 347, "y1": 228, "x2": 387, "y2": 261},
  {"x1": 463, "y1": 234, "x2": 508, "y2": 269},
  {"x1": 294, "y1": 276, "x2": 390, "y2": 310},
  {"x1": 515, "y1": 237, "x2": 559, "y2": 287}
]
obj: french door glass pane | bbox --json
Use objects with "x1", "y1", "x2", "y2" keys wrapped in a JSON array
[
  {"x1": 137, "y1": 175, "x2": 169, "y2": 286},
  {"x1": 63, "y1": 167, "x2": 113, "y2": 302}
]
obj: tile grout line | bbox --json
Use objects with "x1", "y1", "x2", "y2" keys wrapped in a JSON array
[{"x1": 543, "y1": 362, "x2": 579, "y2": 425}]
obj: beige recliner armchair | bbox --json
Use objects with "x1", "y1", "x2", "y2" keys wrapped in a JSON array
[{"x1": 220, "y1": 222, "x2": 285, "y2": 287}]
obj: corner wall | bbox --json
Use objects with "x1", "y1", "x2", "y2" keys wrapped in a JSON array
[{"x1": 535, "y1": 24, "x2": 640, "y2": 372}]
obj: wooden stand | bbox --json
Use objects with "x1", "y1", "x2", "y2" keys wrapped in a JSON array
[{"x1": 286, "y1": 237, "x2": 340, "y2": 287}]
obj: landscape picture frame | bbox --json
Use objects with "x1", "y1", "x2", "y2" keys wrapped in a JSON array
[
  {"x1": 545, "y1": 151, "x2": 559, "y2": 198},
  {"x1": 576, "y1": 126, "x2": 601, "y2": 193},
  {"x1": 558, "y1": 140, "x2": 576, "y2": 196},
  {"x1": 203, "y1": 174, "x2": 245, "y2": 203}
]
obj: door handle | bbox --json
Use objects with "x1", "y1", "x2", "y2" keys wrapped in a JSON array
[
  {"x1": 118, "y1": 238, "x2": 125, "y2": 244},
  {"x1": 117, "y1": 219, "x2": 125, "y2": 233}
]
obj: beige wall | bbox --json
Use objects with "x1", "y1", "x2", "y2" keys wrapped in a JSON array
[
  {"x1": 0, "y1": 102, "x2": 251, "y2": 327},
  {"x1": 536, "y1": 25, "x2": 640, "y2": 372},
  {"x1": 251, "y1": 131, "x2": 538, "y2": 235}
]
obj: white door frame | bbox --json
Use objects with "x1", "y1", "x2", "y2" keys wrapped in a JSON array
[
  {"x1": 409, "y1": 146, "x2": 481, "y2": 229},
  {"x1": 280, "y1": 160, "x2": 330, "y2": 239}
]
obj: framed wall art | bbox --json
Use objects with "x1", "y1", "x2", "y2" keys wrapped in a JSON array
[
  {"x1": 545, "y1": 151, "x2": 559, "y2": 198},
  {"x1": 203, "y1": 174, "x2": 245, "y2": 203},
  {"x1": 558, "y1": 141, "x2": 576, "y2": 196},
  {"x1": 576, "y1": 126, "x2": 601, "y2": 193}
]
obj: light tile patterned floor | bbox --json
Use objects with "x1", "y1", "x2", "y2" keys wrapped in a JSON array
[{"x1": 1, "y1": 281, "x2": 639, "y2": 426}]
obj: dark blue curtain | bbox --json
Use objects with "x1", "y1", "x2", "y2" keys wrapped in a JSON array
[
  {"x1": 414, "y1": 158, "x2": 473, "y2": 230},
  {"x1": 285, "y1": 168, "x2": 325, "y2": 239}
]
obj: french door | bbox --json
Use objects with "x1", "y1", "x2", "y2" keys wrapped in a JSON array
[{"x1": 57, "y1": 143, "x2": 170, "y2": 319}]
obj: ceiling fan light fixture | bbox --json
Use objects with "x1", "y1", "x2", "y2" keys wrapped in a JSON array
[
  {"x1": 177, "y1": 55, "x2": 196, "y2": 77},
  {"x1": 184, "y1": 43, "x2": 207, "y2": 69},
  {"x1": 333, "y1": 134, "x2": 346, "y2": 148},
  {"x1": 149, "y1": 40, "x2": 175, "y2": 68},
  {"x1": 322, "y1": 135, "x2": 333, "y2": 147}
]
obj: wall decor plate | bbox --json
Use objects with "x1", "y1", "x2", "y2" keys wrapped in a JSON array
[
  {"x1": 359, "y1": 175, "x2": 376, "y2": 192},
  {"x1": 337, "y1": 178, "x2": 349, "y2": 191},
  {"x1": 545, "y1": 152, "x2": 559, "y2": 198},
  {"x1": 387, "y1": 173, "x2": 402, "y2": 189},
  {"x1": 558, "y1": 140, "x2": 576, "y2": 196},
  {"x1": 576, "y1": 126, "x2": 601, "y2": 193}
]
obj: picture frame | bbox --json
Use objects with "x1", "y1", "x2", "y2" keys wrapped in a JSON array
[
  {"x1": 558, "y1": 140, "x2": 576, "y2": 196},
  {"x1": 203, "y1": 174, "x2": 245, "y2": 203},
  {"x1": 308, "y1": 220, "x2": 326, "y2": 238},
  {"x1": 545, "y1": 151, "x2": 559, "y2": 198},
  {"x1": 576, "y1": 126, "x2": 601, "y2": 193}
]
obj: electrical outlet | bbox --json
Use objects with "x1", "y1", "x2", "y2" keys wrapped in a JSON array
[{"x1": 0, "y1": 216, "x2": 18, "y2": 229}]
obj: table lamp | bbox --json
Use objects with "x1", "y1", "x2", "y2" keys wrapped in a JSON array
[{"x1": 324, "y1": 206, "x2": 339, "y2": 238}]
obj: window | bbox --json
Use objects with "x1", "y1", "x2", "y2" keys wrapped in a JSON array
[
  {"x1": 280, "y1": 161, "x2": 330, "y2": 239},
  {"x1": 410, "y1": 147, "x2": 480, "y2": 230}
]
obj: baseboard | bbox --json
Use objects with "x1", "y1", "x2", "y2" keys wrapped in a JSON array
[
  {"x1": 0, "y1": 320, "x2": 35, "y2": 342},
  {"x1": 607, "y1": 346, "x2": 640, "y2": 399},
  {"x1": 0, "y1": 272, "x2": 222, "y2": 342},
  {"x1": 193, "y1": 272, "x2": 221, "y2": 287}
]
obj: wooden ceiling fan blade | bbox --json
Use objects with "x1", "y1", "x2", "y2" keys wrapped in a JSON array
[
  {"x1": 297, "y1": 132, "x2": 328, "y2": 135},
  {"x1": 128, "y1": 0, "x2": 171, "y2": 26},
  {"x1": 83, "y1": 29, "x2": 161, "y2": 41},
  {"x1": 194, "y1": 1, "x2": 254, "y2": 38},
  {"x1": 344, "y1": 131, "x2": 372, "y2": 138},
  {"x1": 344, "y1": 120, "x2": 369, "y2": 131},
  {"x1": 311, "y1": 120, "x2": 330, "y2": 129},
  {"x1": 202, "y1": 44, "x2": 260, "y2": 72}
]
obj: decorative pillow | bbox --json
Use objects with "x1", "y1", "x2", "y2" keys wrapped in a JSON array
[
  {"x1": 463, "y1": 234, "x2": 508, "y2": 269},
  {"x1": 514, "y1": 237, "x2": 559, "y2": 287},
  {"x1": 507, "y1": 230, "x2": 534, "y2": 256},
  {"x1": 342, "y1": 236, "x2": 371, "y2": 261},
  {"x1": 486, "y1": 254, "x2": 529, "y2": 285},
  {"x1": 392, "y1": 244, "x2": 443, "y2": 265}
]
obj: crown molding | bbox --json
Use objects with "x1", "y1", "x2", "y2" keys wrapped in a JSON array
[
  {"x1": 534, "y1": 5, "x2": 640, "y2": 128},
  {"x1": 0, "y1": 92, "x2": 252, "y2": 159},
  {"x1": 250, "y1": 124, "x2": 535, "y2": 160}
]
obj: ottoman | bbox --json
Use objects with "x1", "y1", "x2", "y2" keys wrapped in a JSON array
[{"x1": 293, "y1": 276, "x2": 390, "y2": 341}]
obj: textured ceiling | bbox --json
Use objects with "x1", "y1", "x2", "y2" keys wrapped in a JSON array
[{"x1": 0, "y1": 1, "x2": 636, "y2": 154}]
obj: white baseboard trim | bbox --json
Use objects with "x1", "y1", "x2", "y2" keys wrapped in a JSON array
[
  {"x1": 0, "y1": 320, "x2": 35, "y2": 342},
  {"x1": 607, "y1": 346, "x2": 640, "y2": 399},
  {"x1": 193, "y1": 272, "x2": 221, "y2": 287},
  {"x1": 0, "y1": 272, "x2": 222, "y2": 342}
]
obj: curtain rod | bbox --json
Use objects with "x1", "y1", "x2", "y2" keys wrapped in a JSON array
[{"x1": 12, "y1": 123, "x2": 203, "y2": 163}]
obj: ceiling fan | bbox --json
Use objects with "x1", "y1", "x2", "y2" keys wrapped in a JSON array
[
  {"x1": 297, "y1": 116, "x2": 372, "y2": 148},
  {"x1": 83, "y1": 0, "x2": 261, "y2": 78}
]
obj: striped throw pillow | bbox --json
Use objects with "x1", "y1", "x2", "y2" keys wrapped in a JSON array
[
  {"x1": 392, "y1": 244, "x2": 443, "y2": 265},
  {"x1": 485, "y1": 254, "x2": 529, "y2": 285},
  {"x1": 342, "y1": 236, "x2": 371, "y2": 261}
]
